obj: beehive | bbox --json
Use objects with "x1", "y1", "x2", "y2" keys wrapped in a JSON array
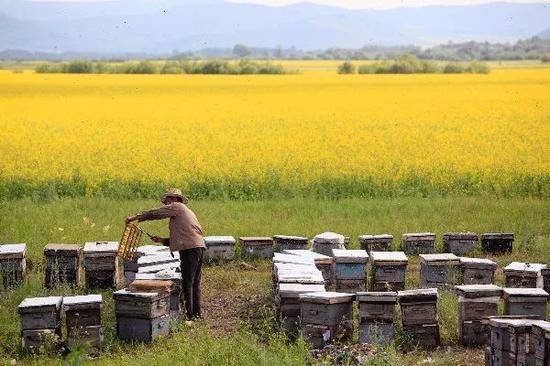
[
  {"x1": 369, "y1": 251, "x2": 408, "y2": 291},
  {"x1": 402, "y1": 233, "x2": 436, "y2": 254},
  {"x1": 540, "y1": 268, "x2": 550, "y2": 295},
  {"x1": 125, "y1": 251, "x2": 180, "y2": 285},
  {"x1": 18, "y1": 296, "x2": 62, "y2": 350},
  {"x1": 442, "y1": 232, "x2": 478, "y2": 255},
  {"x1": 0, "y1": 243, "x2": 26, "y2": 288},
  {"x1": 532, "y1": 320, "x2": 550, "y2": 365},
  {"x1": 488, "y1": 318, "x2": 538, "y2": 365},
  {"x1": 299, "y1": 292, "x2": 355, "y2": 347},
  {"x1": 481, "y1": 232, "x2": 514, "y2": 254},
  {"x1": 311, "y1": 232, "x2": 346, "y2": 257},
  {"x1": 357, "y1": 291, "x2": 397, "y2": 344},
  {"x1": 503, "y1": 262, "x2": 547, "y2": 288},
  {"x1": 332, "y1": 249, "x2": 368, "y2": 293},
  {"x1": 276, "y1": 283, "x2": 325, "y2": 335},
  {"x1": 240, "y1": 237, "x2": 274, "y2": 259},
  {"x1": 44, "y1": 244, "x2": 82, "y2": 288},
  {"x1": 459, "y1": 257, "x2": 497, "y2": 285},
  {"x1": 135, "y1": 272, "x2": 183, "y2": 321},
  {"x1": 63, "y1": 294, "x2": 103, "y2": 349},
  {"x1": 358, "y1": 234, "x2": 393, "y2": 253},
  {"x1": 83, "y1": 241, "x2": 119, "y2": 289},
  {"x1": 503, "y1": 288, "x2": 548, "y2": 320},
  {"x1": 398, "y1": 288, "x2": 440, "y2": 348},
  {"x1": 283, "y1": 249, "x2": 334, "y2": 289},
  {"x1": 272, "y1": 262, "x2": 325, "y2": 288},
  {"x1": 419, "y1": 253, "x2": 461, "y2": 288},
  {"x1": 273, "y1": 235, "x2": 309, "y2": 252},
  {"x1": 113, "y1": 289, "x2": 171, "y2": 342},
  {"x1": 456, "y1": 284, "x2": 502, "y2": 346},
  {"x1": 204, "y1": 236, "x2": 236, "y2": 261}
]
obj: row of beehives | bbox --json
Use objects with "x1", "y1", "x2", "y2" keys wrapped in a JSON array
[{"x1": 272, "y1": 249, "x2": 550, "y2": 353}]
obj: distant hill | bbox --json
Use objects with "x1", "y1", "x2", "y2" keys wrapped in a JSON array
[{"x1": 1, "y1": 1, "x2": 550, "y2": 53}]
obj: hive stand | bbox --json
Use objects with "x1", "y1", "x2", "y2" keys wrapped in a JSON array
[
  {"x1": 44, "y1": 244, "x2": 82, "y2": 288},
  {"x1": 240, "y1": 237, "x2": 274, "y2": 259},
  {"x1": 419, "y1": 253, "x2": 461, "y2": 288},
  {"x1": 358, "y1": 234, "x2": 393, "y2": 253},
  {"x1": 204, "y1": 236, "x2": 236, "y2": 261},
  {"x1": 443, "y1": 232, "x2": 479, "y2": 256},
  {"x1": 398, "y1": 288, "x2": 440, "y2": 348},
  {"x1": 299, "y1": 291, "x2": 355, "y2": 347},
  {"x1": 276, "y1": 283, "x2": 326, "y2": 335},
  {"x1": 459, "y1": 257, "x2": 497, "y2": 285},
  {"x1": 503, "y1": 262, "x2": 547, "y2": 288},
  {"x1": 311, "y1": 232, "x2": 346, "y2": 257},
  {"x1": 0, "y1": 243, "x2": 27, "y2": 288},
  {"x1": 357, "y1": 291, "x2": 397, "y2": 345},
  {"x1": 481, "y1": 233, "x2": 514, "y2": 254},
  {"x1": 83, "y1": 241, "x2": 119, "y2": 289},
  {"x1": 502, "y1": 288, "x2": 549, "y2": 320},
  {"x1": 283, "y1": 250, "x2": 334, "y2": 289},
  {"x1": 369, "y1": 251, "x2": 408, "y2": 291},
  {"x1": 18, "y1": 296, "x2": 62, "y2": 350},
  {"x1": 135, "y1": 272, "x2": 183, "y2": 321},
  {"x1": 402, "y1": 233, "x2": 436, "y2": 255},
  {"x1": 332, "y1": 249, "x2": 369, "y2": 293},
  {"x1": 273, "y1": 235, "x2": 309, "y2": 252},
  {"x1": 63, "y1": 294, "x2": 103, "y2": 349},
  {"x1": 455, "y1": 284, "x2": 502, "y2": 346}
]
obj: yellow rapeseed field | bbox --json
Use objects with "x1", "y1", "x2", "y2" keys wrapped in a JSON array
[{"x1": 0, "y1": 66, "x2": 549, "y2": 198}]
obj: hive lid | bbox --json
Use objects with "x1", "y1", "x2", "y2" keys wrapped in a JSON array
[
  {"x1": 370, "y1": 251, "x2": 408, "y2": 263},
  {"x1": 283, "y1": 250, "x2": 331, "y2": 260},
  {"x1": 420, "y1": 253, "x2": 460, "y2": 264},
  {"x1": 63, "y1": 294, "x2": 102, "y2": 307},
  {"x1": 489, "y1": 317, "x2": 535, "y2": 330},
  {"x1": 44, "y1": 244, "x2": 81, "y2": 255},
  {"x1": 273, "y1": 235, "x2": 308, "y2": 242},
  {"x1": 273, "y1": 253, "x2": 315, "y2": 266},
  {"x1": 481, "y1": 233, "x2": 514, "y2": 240},
  {"x1": 204, "y1": 236, "x2": 236, "y2": 245},
  {"x1": 503, "y1": 288, "x2": 549, "y2": 298},
  {"x1": 83, "y1": 241, "x2": 119, "y2": 254},
  {"x1": 137, "y1": 262, "x2": 180, "y2": 274},
  {"x1": 113, "y1": 289, "x2": 161, "y2": 299},
  {"x1": 313, "y1": 232, "x2": 345, "y2": 245},
  {"x1": 299, "y1": 291, "x2": 355, "y2": 304},
  {"x1": 358, "y1": 234, "x2": 393, "y2": 242},
  {"x1": 443, "y1": 232, "x2": 479, "y2": 240},
  {"x1": 18, "y1": 296, "x2": 63, "y2": 311},
  {"x1": 402, "y1": 233, "x2": 436, "y2": 240},
  {"x1": 398, "y1": 288, "x2": 438, "y2": 302},
  {"x1": 332, "y1": 249, "x2": 369, "y2": 263},
  {"x1": 137, "y1": 252, "x2": 180, "y2": 265},
  {"x1": 135, "y1": 272, "x2": 182, "y2": 281},
  {"x1": 136, "y1": 245, "x2": 168, "y2": 257},
  {"x1": 459, "y1": 257, "x2": 497, "y2": 268},
  {"x1": 0, "y1": 243, "x2": 27, "y2": 259},
  {"x1": 277, "y1": 283, "x2": 326, "y2": 298},
  {"x1": 239, "y1": 237, "x2": 273, "y2": 245},
  {"x1": 455, "y1": 284, "x2": 502, "y2": 298},
  {"x1": 503, "y1": 262, "x2": 546, "y2": 274},
  {"x1": 532, "y1": 320, "x2": 550, "y2": 337},
  {"x1": 356, "y1": 291, "x2": 398, "y2": 303}
]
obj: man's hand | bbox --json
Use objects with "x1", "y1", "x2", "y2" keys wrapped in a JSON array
[
  {"x1": 125, "y1": 215, "x2": 138, "y2": 225},
  {"x1": 150, "y1": 235, "x2": 164, "y2": 243}
]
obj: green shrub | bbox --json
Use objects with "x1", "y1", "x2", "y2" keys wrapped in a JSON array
[
  {"x1": 125, "y1": 61, "x2": 157, "y2": 74},
  {"x1": 337, "y1": 61, "x2": 356, "y2": 74},
  {"x1": 443, "y1": 62, "x2": 466, "y2": 74},
  {"x1": 357, "y1": 64, "x2": 375, "y2": 74},
  {"x1": 160, "y1": 61, "x2": 183, "y2": 74},
  {"x1": 65, "y1": 60, "x2": 93, "y2": 73},
  {"x1": 541, "y1": 53, "x2": 550, "y2": 63},
  {"x1": 467, "y1": 61, "x2": 491, "y2": 74}
]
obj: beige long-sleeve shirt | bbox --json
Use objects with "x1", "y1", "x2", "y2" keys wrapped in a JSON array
[{"x1": 136, "y1": 202, "x2": 205, "y2": 252}]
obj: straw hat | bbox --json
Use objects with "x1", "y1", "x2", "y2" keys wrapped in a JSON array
[{"x1": 161, "y1": 188, "x2": 188, "y2": 204}]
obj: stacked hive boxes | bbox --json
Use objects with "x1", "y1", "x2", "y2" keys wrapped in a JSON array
[
  {"x1": 311, "y1": 232, "x2": 346, "y2": 257},
  {"x1": 481, "y1": 232, "x2": 514, "y2": 254},
  {"x1": 504, "y1": 262, "x2": 547, "y2": 288},
  {"x1": 83, "y1": 241, "x2": 119, "y2": 289},
  {"x1": 283, "y1": 249, "x2": 334, "y2": 289},
  {"x1": 358, "y1": 234, "x2": 393, "y2": 253},
  {"x1": 113, "y1": 287, "x2": 171, "y2": 342},
  {"x1": 486, "y1": 318, "x2": 538, "y2": 366},
  {"x1": 124, "y1": 248, "x2": 180, "y2": 285},
  {"x1": 299, "y1": 292, "x2": 355, "y2": 347},
  {"x1": 332, "y1": 249, "x2": 368, "y2": 292},
  {"x1": 240, "y1": 237, "x2": 274, "y2": 259},
  {"x1": 369, "y1": 251, "x2": 408, "y2": 291},
  {"x1": 532, "y1": 321, "x2": 550, "y2": 366},
  {"x1": 402, "y1": 233, "x2": 436, "y2": 254},
  {"x1": 0, "y1": 243, "x2": 26, "y2": 288},
  {"x1": 18, "y1": 296, "x2": 62, "y2": 350},
  {"x1": 398, "y1": 288, "x2": 440, "y2": 348},
  {"x1": 203, "y1": 236, "x2": 236, "y2": 261},
  {"x1": 443, "y1": 232, "x2": 478, "y2": 255},
  {"x1": 63, "y1": 295, "x2": 103, "y2": 349},
  {"x1": 135, "y1": 272, "x2": 183, "y2": 321},
  {"x1": 540, "y1": 268, "x2": 550, "y2": 295},
  {"x1": 503, "y1": 288, "x2": 548, "y2": 319},
  {"x1": 276, "y1": 283, "x2": 325, "y2": 334},
  {"x1": 44, "y1": 244, "x2": 82, "y2": 288},
  {"x1": 419, "y1": 253, "x2": 461, "y2": 288},
  {"x1": 459, "y1": 257, "x2": 497, "y2": 285},
  {"x1": 357, "y1": 292, "x2": 397, "y2": 345},
  {"x1": 273, "y1": 235, "x2": 309, "y2": 252},
  {"x1": 455, "y1": 284, "x2": 502, "y2": 346}
]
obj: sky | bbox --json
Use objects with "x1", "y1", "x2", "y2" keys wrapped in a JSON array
[{"x1": 227, "y1": 0, "x2": 550, "y2": 9}]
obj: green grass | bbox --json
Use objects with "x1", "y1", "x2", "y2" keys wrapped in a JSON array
[{"x1": 0, "y1": 196, "x2": 549, "y2": 365}]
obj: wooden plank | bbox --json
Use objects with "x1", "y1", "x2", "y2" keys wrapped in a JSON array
[{"x1": 299, "y1": 291, "x2": 355, "y2": 304}]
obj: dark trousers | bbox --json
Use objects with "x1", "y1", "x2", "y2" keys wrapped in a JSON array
[{"x1": 179, "y1": 247, "x2": 204, "y2": 320}]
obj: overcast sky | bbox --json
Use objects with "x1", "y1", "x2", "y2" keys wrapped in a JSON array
[{"x1": 228, "y1": 0, "x2": 550, "y2": 9}]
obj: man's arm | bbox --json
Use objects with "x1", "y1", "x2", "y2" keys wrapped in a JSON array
[
  {"x1": 126, "y1": 205, "x2": 177, "y2": 224},
  {"x1": 151, "y1": 235, "x2": 170, "y2": 246}
]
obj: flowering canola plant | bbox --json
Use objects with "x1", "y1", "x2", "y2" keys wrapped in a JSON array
[{"x1": 0, "y1": 67, "x2": 549, "y2": 199}]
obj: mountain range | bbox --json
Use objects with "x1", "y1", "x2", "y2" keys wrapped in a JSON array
[{"x1": 1, "y1": 0, "x2": 550, "y2": 53}]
